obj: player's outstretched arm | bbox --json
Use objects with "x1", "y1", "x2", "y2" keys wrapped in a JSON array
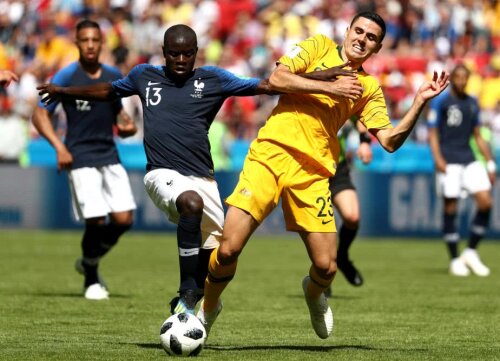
[
  {"x1": 372, "y1": 71, "x2": 449, "y2": 153},
  {"x1": 0, "y1": 70, "x2": 18, "y2": 87},
  {"x1": 37, "y1": 82, "x2": 117, "y2": 106},
  {"x1": 269, "y1": 64, "x2": 364, "y2": 100},
  {"x1": 300, "y1": 62, "x2": 356, "y2": 81}
]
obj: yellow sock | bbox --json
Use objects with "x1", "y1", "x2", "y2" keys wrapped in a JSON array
[
  {"x1": 203, "y1": 248, "x2": 237, "y2": 312},
  {"x1": 307, "y1": 266, "x2": 334, "y2": 299}
]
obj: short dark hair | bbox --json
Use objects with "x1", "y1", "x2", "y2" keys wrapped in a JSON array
[
  {"x1": 76, "y1": 19, "x2": 101, "y2": 33},
  {"x1": 451, "y1": 63, "x2": 470, "y2": 77},
  {"x1": 163, "y1": 24, "x2": 197, "y2": 48},
  {"x1": 350, "y1": 12, "x2": 386, "y2": 43}
]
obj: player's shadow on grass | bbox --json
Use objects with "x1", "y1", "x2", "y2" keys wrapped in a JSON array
[
  {"x1": 136, "y1": 343, "x2": 375, "y2": 352},
  {"x1": 288, "y1": 294, "x2": 361, "y2": 300},
  {"x1": 31, "y1": 291, "x2": 132, "y2": 299},
  {"x1": 206, "y1": 344, "x2": 376, "y2": 352}
]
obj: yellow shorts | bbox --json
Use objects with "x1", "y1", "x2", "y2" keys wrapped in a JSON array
[{"x1": 226, "y1": 140, "x2": 336, "y2": 232}]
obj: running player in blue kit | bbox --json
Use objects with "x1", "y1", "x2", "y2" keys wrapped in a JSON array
[
  {"x1": 32, "y1": 19, "x2": 137, "y2": 300},
  {"x1": 428, "y1": 64, "x2": 495, "y2": 277},
  {"x1": 37, "y1": 24, "x2": 277, "y2": 314}
]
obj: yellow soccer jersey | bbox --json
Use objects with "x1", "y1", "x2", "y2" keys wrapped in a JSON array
[{"x1": 257, "y1": 34, "x2": 392, "y2": 176}]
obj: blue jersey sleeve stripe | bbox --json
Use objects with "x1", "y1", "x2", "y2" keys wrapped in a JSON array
[{"x1": 202, "y1": 66, "x2": 259, "y2": 95}]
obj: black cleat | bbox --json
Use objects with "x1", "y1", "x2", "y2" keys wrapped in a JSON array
[
  {"x1": 337, "y1": 258, "x2": 364, "y2": 286},
  {"x1": 169, "y1": 289, "x2": 198, "y2": 315},
  {"x1": 169, "y1": 296, "x2": 180, "y2": 315}
]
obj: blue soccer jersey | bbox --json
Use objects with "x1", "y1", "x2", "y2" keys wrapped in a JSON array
[
  {"x1": 427, "y1": 90, "x2": 480, "y2": 164},
  {"x1": 111, "y1": 65, "x2": 260, "y2": 178},
  {"x1": 41, "y1": 62, "x2": 123, "y2": 169}
]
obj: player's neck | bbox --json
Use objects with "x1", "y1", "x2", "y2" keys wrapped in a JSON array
[
  {"x1": 339, "y1": 46, "x2": 362, "y2": 71},
  {"x1": 80, "y1": 60, "x2": 102, "y2": 79}
]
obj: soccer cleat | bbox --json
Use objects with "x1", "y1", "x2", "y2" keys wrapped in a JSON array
[
  {"x1": 449, "y1": 257, "x2": 470, "y2": 277},
  {"x1": 460, "y1": 248, "x2": 490, "y2": 277},
  {"x1": 84, "y1": 283, "x2": 109, "y2": 300},
  {"x1": 196, "y1": 299, "x2": 223, "y2": 336},
  {"x1": 75, "y1": 258, "x2": 107, "y2": 289},
  {"x1": 170, "y1": 289, "x2": 197, "y2": 315},
  {"x1": 337, "y1": 258, "x2": 364, "y2": 286},
  {"x1": 302, "y1": 276, "x2": 334, "y2": 339}
]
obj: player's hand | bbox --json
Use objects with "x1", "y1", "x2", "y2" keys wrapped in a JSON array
[
  {"x1": 313, "y1": 62, "x2": 357, "y2": 81},
  {"x1": 434, "y1": 158, "x2": 447, "y2": 173},
  {"x1": 117, "y1": 121, "x2": 138, "y2": 138},
  {"x1": 356, "y1": 142, "x2": 373, "y2": 164},
  {"x1": 327, "y1": 76, "x2": 364, "y2": 100},
  {"x1": 0, "y1": 70, "x2": 18, "y2": 87},
  {"x1": 37, "y1": 83, "x2": 62, "y2": 106},
  {"x1": 416, "y1": 71, "x2": 450, "y2": 102},
  {"x1": 56, "y1": 146, "x2": 73, "y2": 172},
  {"x1": 488, "y1": 172, "x2": 496, "y2": 185}
]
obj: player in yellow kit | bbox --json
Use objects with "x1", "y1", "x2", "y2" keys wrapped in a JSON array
[{"x1": 198, "y1": 12, "x2": 450, "y2": 339}]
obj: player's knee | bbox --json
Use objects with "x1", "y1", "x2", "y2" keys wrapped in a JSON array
[
  {"x1": 217, "y1": 242, "x2": 241, "y2": 265},
  {"x1": 313, "y1": 258, "x2": 336, "y2": 279},
  {"x1": 477, "y1": 198, "x2": 492, "y2": 212},
  {"x1": 176, "y1": 191, "x2": 204, "y2": 216},
  {"x1": 342, "y1": 213, "x2": 360, "y2": 229},
  {"x1": 110, "y1": 210, "x2": 134, "y2": 227}
]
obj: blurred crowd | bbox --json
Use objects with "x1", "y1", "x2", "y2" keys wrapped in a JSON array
[{"x1": 0, "y1": 0, "x2": 499, "y2": 169}]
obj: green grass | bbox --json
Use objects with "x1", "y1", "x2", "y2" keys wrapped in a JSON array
[{"x1": 1, "y1": 230, "x2": 499, "y2": 361}]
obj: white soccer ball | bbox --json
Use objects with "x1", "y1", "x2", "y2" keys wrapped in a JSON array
[{"x1": 159, "y1": 313, "x2": 207, "y2": 357}]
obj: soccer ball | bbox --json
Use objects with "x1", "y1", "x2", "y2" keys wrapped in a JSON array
[{"x1": 159, "y1": 313, "x2": 207, "y2": 357}]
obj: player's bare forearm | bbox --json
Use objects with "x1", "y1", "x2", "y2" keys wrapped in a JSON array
[
  {"x1": 32, "y1": 107, "x2": 66, "y2": 152},
  {"x1": 255, "y1": 79, "x2": 280, "y2": 95},
  {"x1": 474, "y1": 129, "x2": 494, "y2": 162},
  {"x1": 269, "y1": 64, "x2": 332, "y2": 94},
  {"x1": 38, "y1": 82, "x2": 117, "y2": 105},
  {"x1": 428, "y1": 128, "x2": 446, "y2": 172},
  {"x1": 374, "y1": 71, "x2": 449, "y2": 153},
  {"x1": 270, "y1": 64, "x2": 363, "y2": 100},
  {"x1": 372, "y1": 101, "x2": 424, "y2": 153},
  {"x1": 300, "y1": 62, "x2": 356, "y2": 81}
]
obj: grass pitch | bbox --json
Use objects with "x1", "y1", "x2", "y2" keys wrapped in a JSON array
[{"x1": 1, "y1": 230, "x2": 499, "y2": 361}]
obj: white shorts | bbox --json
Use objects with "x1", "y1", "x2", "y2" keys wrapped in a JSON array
[
  {"x1": 68, "y1": 164, "x2": 136, "y2": 221},
  {"x1": 143, "y1": 168, "x2": 223, "y2": 249},
  {"x1": 436, "y1": 161, "x2": 492, "y2": 198}
]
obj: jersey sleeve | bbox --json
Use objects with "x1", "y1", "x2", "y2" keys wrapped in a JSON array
[
  {"x1": 358, "y1": 85, "x2": 392, "y2": 130},
  {"x1": 203, "y1": 66, "x2": 260, "y2": 96},
  {"x1": 111, "y1": 64, "x2": 148, "y2": 97},
  {"x1": 277, "y1": 34, "x2": 329, "y2": 74},
  {"x1": 39, "y1": 63, "x2": 78, "y2": 113}
]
